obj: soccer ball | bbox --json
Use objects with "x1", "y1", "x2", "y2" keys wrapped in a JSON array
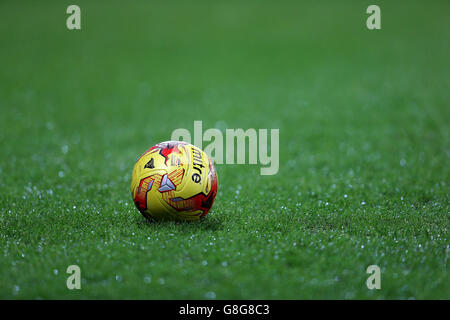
[{"x1": 130, "y1": 141, "x2": 218, "y2": 221}]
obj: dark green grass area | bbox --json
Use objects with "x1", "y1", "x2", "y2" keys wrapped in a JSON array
[{"x1": 0, "y1": 0, "x2": 449, "y2": 299}]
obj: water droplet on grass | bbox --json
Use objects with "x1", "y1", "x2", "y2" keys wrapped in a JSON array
[{"x1": 13, "y1": 285, "x2": 20, "y2": 294}]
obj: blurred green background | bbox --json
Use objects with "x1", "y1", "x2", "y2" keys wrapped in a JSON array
[{"x1": 0, "y1": 0, "x2": 448, "y2": 299}]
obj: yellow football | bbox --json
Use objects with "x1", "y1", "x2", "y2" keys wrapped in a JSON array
[{"x1": 130, "y1": 141, "x2": 218, "y2": 221}]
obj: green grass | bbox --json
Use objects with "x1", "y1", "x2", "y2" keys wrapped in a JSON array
[{"x1": 0, "y1": 0, "x2": 449, "y2": 299}]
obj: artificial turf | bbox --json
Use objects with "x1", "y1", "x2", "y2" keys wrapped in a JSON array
[{"x1": 0, "y1": 0, "x2": 448, "y2": 299}]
